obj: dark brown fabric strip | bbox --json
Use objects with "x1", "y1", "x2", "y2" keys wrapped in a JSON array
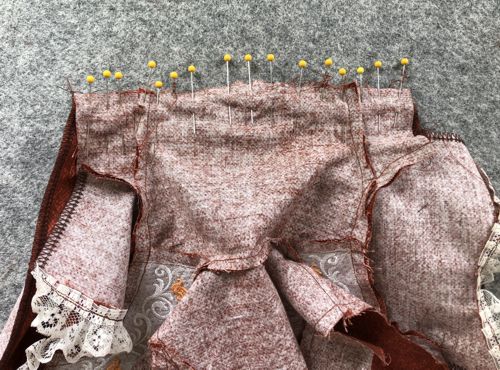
[{"x1": 335, "y1": 311, "x2": 449, "y2": 370}]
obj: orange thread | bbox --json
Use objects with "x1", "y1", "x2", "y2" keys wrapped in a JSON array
[
  {"x1": 310, "y1": 263, "x2": 323, "y2": 276},
  {"x1": 106, "y1": 357, "x2": 121, "y2": 370},
  {"x1": 171, "y1": 278, "x2": 187, "y2": 301}
]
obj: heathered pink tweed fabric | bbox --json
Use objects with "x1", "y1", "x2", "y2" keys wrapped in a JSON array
[
  {"x1": 41, "y1": 173, "x2": 135, "y2": 308},
  {"x1": 148, "y1": 264, "x2": 307, "y2": 369},
  {"x1": 265, "y1": 248, "x2": 370, "y2": 336},
  {"x1": 0, "y1": 80, "x2": 497, "y2": 369},
  {"x1": 369, "y1": 139, "x2": 497, "y2": 369},
  {"x1": 300, "y1": 328, "x2": 373, "y2": 370}
]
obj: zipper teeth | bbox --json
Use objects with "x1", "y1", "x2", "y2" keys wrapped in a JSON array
[
  {"x1": 37, "y1": 171, "x2": 88, "y2": 268},
  {"x1": 420, "y1": 128, "x2": 464, "y2": 143}
]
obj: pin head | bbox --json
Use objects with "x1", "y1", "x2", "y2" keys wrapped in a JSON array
[
  {"x1": 114, "y1": 71, "x2": 123, "y2": 80},
  {"x1": 102, "y1": 70, "x2": 112, "y2": 79},
  {"x1": 339, "y1": 68, "x2": 347, "y2": 76},
  {"x1": 298, "y1": 59, "x2": 307, "y2": 69},
  {"x1": 188, "y1": 65, "x2": 196, "y2": 73},
  {"x1": 356, "y1": 67, "x2": 365, "y2": 75},
  {"x1": 86, "y1": 75, "x2": 95, "y2": 84},
  {"x1": 154, "y1": 80, "x2": 163, "y2": 88},
  {"x1": 170, "y1": 71, "x2": 179, "y2": 79},
  {"x1": 244, "y1": 54, "x2": 253, "y2": 62},
  {"x1": 266, "y1": 54, "x2": 275, "y2": 62},
  {"x1": 401, "y1": 57, "x2": 409, "y2": 65},
  {"x1": 148, "y1": 60, "x2": 157, "y2": 69},
  {"x1": 224, "y1": 54, "x2": 232, "y2": 62},
  {"x1": 374, "y1": 60, "x2": 382, "y2": 69},
  {"x1": 324, "y1": 58, "x2": 333, "y2": 67}
]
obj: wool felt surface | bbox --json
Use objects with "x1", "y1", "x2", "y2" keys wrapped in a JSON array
[{"x1": 0, "y1": 0, "x2": 498, "y2": 329}]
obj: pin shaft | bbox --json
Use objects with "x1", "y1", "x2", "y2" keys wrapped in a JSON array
[
  {"x1": 247, "y1": 61, "x2": 254, "y2": 124},
  {"x1": 191, "y1": 72, "x2": 196, "y2": 134},
  {"x1": 145, "y1": 70, "x2": 152, "y2": 102},
  {"x1": 226, "y1": 62, "x2": 230, "y2": 93},
  {"x1": 359, "y1": 74, "x2": 363, "y2": 102},
  {"x1": 147, "y1": 69, "x2": 153, "y2": 90},
  {"x1": 298, "y1": 69, "x2": 303, "y2": 94},
  {"x1": 377, "y1": 69, "x2": 380, "y2": 93},
  {"x1": 190, "y1": 72, "x2": 195, "y2": 100},
  {"x1": 399, "y1": 65, "x2": 406, "y2": 97},
  {"x1": 247, "y1": 61, "x2": 252, "y2": 91},
  {"x1": 376, "y1": 67, "x2": 381, "y2": 133},
  {"x1": 226, "y1": 61, "x2": 232, "y2": 125},
  {"x1": 377, "y1": 69, "x2": 381, "y2": 132},
  {"x1": 106, "y1": 79, "x2": 109, "y2": 109}
]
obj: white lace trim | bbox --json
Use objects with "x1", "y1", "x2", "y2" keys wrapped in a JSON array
[
  {"x1": 18, "y1": 263, "x2": 132, "y2": 370},
  {"x1": 478, "y1": 221, "x2": 500, "y2": 369}
]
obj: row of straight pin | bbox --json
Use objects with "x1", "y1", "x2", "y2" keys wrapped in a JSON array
[{"x1": 84, "y1": 55, "x2": 410, "y2": 137}]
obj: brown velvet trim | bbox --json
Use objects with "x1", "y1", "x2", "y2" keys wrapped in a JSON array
[
  {"x1": 335, "y1": 310, "x2": 449, "y2": 370},
  {"x1": 0, "y1": 96, "x2": 79, "y2": 369}
]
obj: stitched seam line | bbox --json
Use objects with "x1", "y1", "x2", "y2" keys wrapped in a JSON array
[{"x1": 33, "y1": 263, "x2": 126, "y2": 321}]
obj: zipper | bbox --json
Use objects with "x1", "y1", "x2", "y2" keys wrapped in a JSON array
[
  {"x1": 418, "y1": 128, "x2": 464, "y2": 143},
  {"x1": 36, "y1": 171, "x2": 88, "y2": 268}
]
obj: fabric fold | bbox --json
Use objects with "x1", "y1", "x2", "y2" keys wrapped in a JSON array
[
  {"x1": 265, "y1": 248, "x2": 448, "y2": 369},
  {"x1": 147, "y1": 264, "x2": 306, "y2": 369},
  {"x1": 265, "y1": 248, "x2": 371, "y2": 336}
]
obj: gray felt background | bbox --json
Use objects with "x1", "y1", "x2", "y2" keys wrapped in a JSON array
[{"x1": 0, "y1": 0, "x2": 498, "y2": 327}]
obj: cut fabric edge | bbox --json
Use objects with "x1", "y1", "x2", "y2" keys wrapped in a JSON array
[{"x1": 18, "y1": 263, "x2": 132, "y2": 370}]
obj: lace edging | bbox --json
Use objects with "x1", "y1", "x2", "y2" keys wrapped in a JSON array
[
  {"x1": 18, "y1": 263, "x2": 132, "y2": 370},
  {"x1": 478, "y1": 222, "x2": 500, "y2": 368}
]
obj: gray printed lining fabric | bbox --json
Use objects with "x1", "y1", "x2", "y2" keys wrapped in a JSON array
[{"x1": 0, "y1": 80, "x2": 498, "y2": 369}]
